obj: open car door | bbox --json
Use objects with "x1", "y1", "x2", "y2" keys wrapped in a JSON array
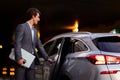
[{"x1": 49, "y1": 37, "x2": 71, "y2": 80}]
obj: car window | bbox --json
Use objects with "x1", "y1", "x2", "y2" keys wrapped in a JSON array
[
  {"x1": 93, "y1": 36, "x2": 120, "y2": 52},
  {"x1": 44, "y1": 41, "x2": 54, "y2": 54},
  {"x1": 50, "y1": 38, "x2": 63, "y2": 56},
  {"x1": 73, "y1": 40, "x2": 88, "y2": 52},
  {"x1": 44, "y1": 38, "x2": 63, "y2": 56}
]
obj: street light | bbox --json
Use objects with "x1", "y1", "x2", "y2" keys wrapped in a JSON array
[
  {"x1": 72, "y1": 20, "x2": 79, "y2": 32},
  {"x1": 65, "y1": 20, "x2": 79, "y2": 32}
]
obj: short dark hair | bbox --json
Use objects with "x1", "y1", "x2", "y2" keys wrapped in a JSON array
[{"x1": 25, "y1": 8, "x2": 41, "y2": 21}]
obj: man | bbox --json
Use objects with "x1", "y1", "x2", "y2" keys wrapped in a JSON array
[{"x1": 14, "y1": 8, "x2": 53, "y2": 80}]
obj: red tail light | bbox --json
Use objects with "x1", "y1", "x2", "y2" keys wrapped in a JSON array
[
  {"x1": 87, "y1": 54, "x2": 120, "y2": 64},
  {"x1": 100, "y1": 70, "x2": 118, "y2": 74}
]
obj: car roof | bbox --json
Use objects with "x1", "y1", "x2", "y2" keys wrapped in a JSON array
[
  {"x1": 91, "y1": 33, "x2": 120, "y2": 39},
  {"x1": 48, "y1": 32, "x2": 120, "y2": 41}
]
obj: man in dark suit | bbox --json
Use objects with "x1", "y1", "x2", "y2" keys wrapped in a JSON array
[{"x1": 14, "y1": 8, "x2": 53, "y2": 80}]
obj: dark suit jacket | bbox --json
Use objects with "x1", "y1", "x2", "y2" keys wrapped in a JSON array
[{"x1": 14, "y1": 22, "x2": 48, "y2": 68}]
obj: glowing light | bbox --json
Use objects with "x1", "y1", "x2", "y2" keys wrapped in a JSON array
[
  {"x1": 10, "y1": 67, "x2": 15, "y2": 76},
  {"x1": 75, "y1": 20, "x2": 79, "y2": 28},
  {"x1": 0, "y1": 45, "x2": 3, "y2": 48},
  {"x1": 2, "y1": 67, "x2": 7, "y2": 75},
  {"x1": 10, "y1": 72, "x2": 15, "y2": 76},
  {"x1": 10, "y1": 68, "x2": 15, "y2": 71},
  {"x1": 64, "y1": 20, "x2": 79, "y2": 32},
  {"x1": 72, "y1": 20, "x2": 79, "y2": 32},
  {"x1": 37, "y1": 31, "x2": 40, "y2": 38},
  {"x1": 2, "y1": 67, "x2": 7, "y2": 71},
  {"x1": 72, "y1": 28, "x2": 79, "y2": 32},
  {"x1": 2, "y1": 71, "x2": 7, "y2": 75}
]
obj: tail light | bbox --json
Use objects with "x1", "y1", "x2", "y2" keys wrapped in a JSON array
[
  {"x1": 87, "y1": 54, "x2": 120, "y2": 64},
  {"x1": 100, "y1": 70, "x2": 118, "y2": 74}
]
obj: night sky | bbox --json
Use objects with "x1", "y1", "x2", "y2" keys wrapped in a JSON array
[{"x1": 0, "y1": 0, "x2": 120, "y2": 44}]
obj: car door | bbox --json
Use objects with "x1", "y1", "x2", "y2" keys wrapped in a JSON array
[
  {"x1": 43, "y1": 37, "x2": 71, "y2": 80},
  {"x1": 43, "y1": 37, "x2": 64, "y2": 80},
  {"x1": 50, "y1": 37, "x2": 72, "y2": 80}
]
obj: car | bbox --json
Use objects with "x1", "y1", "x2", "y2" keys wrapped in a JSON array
[{"x1": 40, "y1": 32, "x2": 120, "y2": 80}]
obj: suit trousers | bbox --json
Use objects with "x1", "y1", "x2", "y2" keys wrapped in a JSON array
[{"x1": 15, "y1": 61, "x2": 35, "y2": 80}]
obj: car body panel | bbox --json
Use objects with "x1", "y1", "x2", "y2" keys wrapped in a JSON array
[{"x1": 42, "y1": 32, "x2": 120, "y2": 80}]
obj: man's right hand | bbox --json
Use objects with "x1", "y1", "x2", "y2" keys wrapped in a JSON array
[{"x1": 17, "y1": 59, "x2": 26, "y2": 65}]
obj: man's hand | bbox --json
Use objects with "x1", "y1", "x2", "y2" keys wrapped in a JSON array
[
  {"x1": 47, "y1": 58, "x2": 54, "y2": 64},
  {"x1": 17, "y1": 59, "x2": 26, "y2": 65}
]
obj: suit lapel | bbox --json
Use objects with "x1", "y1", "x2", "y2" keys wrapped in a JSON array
[{"x1": 25, "y1": 23, "x2": 33, "y2": 43}]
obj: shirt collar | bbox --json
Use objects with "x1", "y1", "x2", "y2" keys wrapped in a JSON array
[{"x1": 27, "y1": 22, "x2": 33, "y2": 29}]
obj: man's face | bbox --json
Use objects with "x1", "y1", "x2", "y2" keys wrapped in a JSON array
[{"x1": 33, "y1": 13, "x2": 40, "y2": 25}]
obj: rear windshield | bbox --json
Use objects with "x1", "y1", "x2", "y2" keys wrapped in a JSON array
[{"x1": 93, "y1": 36, "x2": 120, "y2": 52}]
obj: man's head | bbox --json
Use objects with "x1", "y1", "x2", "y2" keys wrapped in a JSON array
[{"x1": 26, "y1": 8, "x2": 41, "y2": 25}]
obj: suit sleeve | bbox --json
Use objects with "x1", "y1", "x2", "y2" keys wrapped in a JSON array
[
  {"x1": 14, "y1": 24, "x2": 24, "y2": 61},
  {"x1": 35, "y1": 32, "x2": 48, "y2": 60}
]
